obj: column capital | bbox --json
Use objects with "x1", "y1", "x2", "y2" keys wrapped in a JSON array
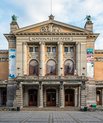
[
  {"x1": 23, "y1": 42, "x2": 27, "y2": 45},
  {"x1": 39, "y1": 41, "x2": 45, "y2": 45},
  {"x1": 57, "y1": 41, "x2": 63, "y2": 45}
]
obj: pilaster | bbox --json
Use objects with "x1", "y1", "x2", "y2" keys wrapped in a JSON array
[
  {"x1": 16, "y1": 41, "x2": 23, "y2": 76},
  {"x1": 58, "y1": 42, "x2": 63, "y2": 76},
  {"x1": 23, "y1": 43, "x2": 27, "y2": 75},
  {"x1": 39, "y1": 42, "x2": 45, "y2": 76},
  {"x1": 76, "y1": 42, "x2": 81, "y2": 76}
]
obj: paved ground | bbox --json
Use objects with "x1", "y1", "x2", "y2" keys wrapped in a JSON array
[{"x1": 0, "y1": 111, "x2": 103, "y2": 123}]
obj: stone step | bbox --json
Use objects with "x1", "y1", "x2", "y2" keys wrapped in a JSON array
[{"x1": 21, "y1": 107, "x2": 80, "y2": 111}]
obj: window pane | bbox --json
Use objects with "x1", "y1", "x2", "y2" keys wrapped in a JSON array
[
  {"x1": 52, "y1": 47, "x2": 56, "y2": 52},
  {"x1": 64, "y1": 60, "x2": 74, "y2": 75},
  {"x1": 29, "y1": 47, "x2": 33, "y2": 52},
  {"x1": 47, "y1": 47, "x2": 51, "y2": 52},
  {"x1": 70, "y1": 47, "x2": 74, "y2": 52},
  {"x1": 64, "y1": 47, "x2": 68, "y2": 52},
  {"x1": 29, "y1": 60, "x2": 38, "y2": 76},
  {"x1": 35, "y1": 47, "x2": 38, "y2": 52},
  {"x1": 47, "y1": 60, "x2": 56, "y2": 75}
]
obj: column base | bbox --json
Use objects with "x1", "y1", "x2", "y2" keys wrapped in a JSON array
[
  {"x1": 60, "y1": 106, "x2": 64, "y2": 108},
  {"x1": 39, "y1": 106, "x2": 43, "y2": 108}
]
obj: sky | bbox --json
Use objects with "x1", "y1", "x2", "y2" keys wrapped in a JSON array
[{"x1": 0, "y1": 0, "x2": 103, "y2": 50}]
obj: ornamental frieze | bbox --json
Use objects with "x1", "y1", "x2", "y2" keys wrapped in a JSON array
[{"x1": 40, "y1": 24, "x2": 60, "y2": 33}]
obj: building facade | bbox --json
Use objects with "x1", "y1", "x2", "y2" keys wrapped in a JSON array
[
  {"x1": 94, "y1": 50, "x2": 103, "y2": 106},
  {"x1": 0, "y1": 50, "x2": 8, "y2": 106},
  {"x1": 1, "y1": 15, "x2": 102, "y2": 108}
]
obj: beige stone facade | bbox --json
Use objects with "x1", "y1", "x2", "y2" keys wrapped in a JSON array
[{"x1": 2, "y1": 15, "x2": 103, "y2": 109}]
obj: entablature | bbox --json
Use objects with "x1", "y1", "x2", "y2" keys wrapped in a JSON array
[{"x1": 15, "y1": 75, "x2": 88, "y2": 82}]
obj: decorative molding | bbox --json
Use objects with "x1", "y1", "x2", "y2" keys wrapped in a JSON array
[
  {"x1": 40, "y1": 24, "x2": 61, "y2": 33},
  {"x1": 95, "y1": 57, "x2": 103, "y2": 62}
]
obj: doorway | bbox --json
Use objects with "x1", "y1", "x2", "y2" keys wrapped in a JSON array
[
  {"x1": 46, "y1": 89, "x2": 56, "y2": 106},
  {"x1": 0, "y1": 88, "x2": 7, "y2": 106},
  {"x1": 96, "y1": 90, "x2": 102, "y2": 105},
  {"x1": 28, "y1": 89, "x2": 38, "y2": 106},
  {"x1": 65, "y1": 89, "x2": 74, "y2": 106}
]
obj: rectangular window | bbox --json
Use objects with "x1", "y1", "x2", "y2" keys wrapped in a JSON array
[
  {"x1": 47, "y1": 47, "x2": 51, "y2": 52},
  {"x1": 29, "y1": 47, "x2": 33, "y2": 52},
  {"x1": 70, "y1": 47, "x2": 74, "y2": 52},
  {"x1": 52, "y1": 47, "x2": 56, "y2": 52},
  {"x1": 64, "y1": 47, "x2": 68, "y2": 52},
  {"x1": 35, "y1": 47, "x2": 39, "y2": 52}
]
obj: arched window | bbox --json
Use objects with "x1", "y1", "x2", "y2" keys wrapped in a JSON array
[
  {"x1": 46, "y1": 60, "x2": 56, "y2": 75},
  {"x1": 29, "y1": 60, "x2": 39, "y2": 76},
  {"x1": 64, "y1": 60, "x2": 74, "y2": 75}
]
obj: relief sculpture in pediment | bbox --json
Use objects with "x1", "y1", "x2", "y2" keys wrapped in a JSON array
[{"x1": 40, "y1": 24, "x2": 61, "y2": 33}]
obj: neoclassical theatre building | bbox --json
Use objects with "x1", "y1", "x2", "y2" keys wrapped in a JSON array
[{"x1": 1, "y1": 15, "x2": 101, "y2": 108}]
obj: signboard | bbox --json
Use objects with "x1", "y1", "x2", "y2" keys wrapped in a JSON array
[
  {"x1": 87, "y1": 48, "x2": 94, "y2": 79},
  {"x1": 9, "y1": 49, "x2": 16, "y2": 79},
  {"x1": 29, "y1": 37, "x2": 73, "y2": 42}
]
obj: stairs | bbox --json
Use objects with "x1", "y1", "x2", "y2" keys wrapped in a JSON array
[{"x1": 21, "y1": 106, "x2": 80, "y2": 111}]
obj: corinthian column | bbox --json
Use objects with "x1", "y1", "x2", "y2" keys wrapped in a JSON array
[
  {"x1": 58, "y1": 42, "x2": 63, "y2": 76},
  {"x1": 39, "y1": 42, "x2": 45, "y2": 76}
]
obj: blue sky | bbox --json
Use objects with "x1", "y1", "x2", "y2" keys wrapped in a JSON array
[{"x1": 0, "y1": 0, "x2": 103, "y2": 49}]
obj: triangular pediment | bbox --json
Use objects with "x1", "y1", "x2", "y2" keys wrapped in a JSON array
[{"x1": 13, "y1": 19, "x2": 90, "y2": 34}]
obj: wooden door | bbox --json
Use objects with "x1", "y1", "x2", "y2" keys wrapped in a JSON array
[
  {"x1": 65, "y1": 89, "x2": 74, "y2": 106},
  {"x1": 28, "y1": 89, "x2": 37, "y2": 106},
  {"x1": 46, "y1": 89, "x2": 56, "y2": 106}
]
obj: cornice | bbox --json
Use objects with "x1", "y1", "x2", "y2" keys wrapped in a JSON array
[
  {"x1": 14, "y1": 32, "x2": 99, "y2": 37},
  {"x1": 4, "y1": 34, "x2": 16, "y2": 41}
]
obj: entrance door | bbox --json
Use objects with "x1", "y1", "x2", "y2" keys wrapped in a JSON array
[
  {"x1": 28, "y1": 89, "x2": 38, "y2": 106},
  {"x1": 46, "y1": 89, "x2": 56, "y2": 106},
  {"x1": 0, "y1": 88, "x2": 7, "y2": 106},
  {"x1": 96, "y1": 90, "x2": 102, "y2": 105},
  {"x1": 65, "y1": 89, "x2": 74, "y2": 106}
]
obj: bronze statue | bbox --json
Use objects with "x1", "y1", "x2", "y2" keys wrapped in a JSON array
[
  {"x1": 85, "y1": 15, "x2": 92, "y2": 22},
  {"x1": 12, "y1": 15, "x2": 17, "y2": 22}
]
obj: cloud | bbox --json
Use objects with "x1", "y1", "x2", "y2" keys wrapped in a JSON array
[{"x1": 0, "y1": 0, "x2": 103, "y2": 49}]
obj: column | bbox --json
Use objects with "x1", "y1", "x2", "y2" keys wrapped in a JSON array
[
  {"x1": 39, "y1": 82, "x2": 43, "y2": 108},
  {"x1": 19, "y1": 83, "x2": 23, "y2": 108},
  {"x1": 23, "y1": 43, "x2": 27, "y2": 75},
  {"x1": 102, "y1": 89, "x2": 103, "y2": 106},
  {"x1": 39, "y1": 42, "x2": 45, "y2": 76},
  {"x1": 78, "y1": 86, "x2": 81, "y2": 107},
  {"x1": 60, "y1": 82, "x2": 64, "y2": 108},
  {"x1": 75, "y1": 88, "x2": 78, "y2": 107},
  {"x1": 58, "y1": 42, "x2": 63, "y2": 76}
]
